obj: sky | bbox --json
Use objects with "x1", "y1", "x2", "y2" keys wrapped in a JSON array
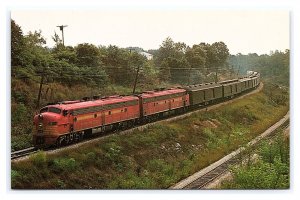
[{"x1": 11, "y1": 10, "x2": 289, "y2": 55}]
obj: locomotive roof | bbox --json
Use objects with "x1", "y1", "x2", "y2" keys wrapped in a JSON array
[
  {"x1": 49, "y1": 95, "x2": 139, "y2": 111},
  {"x1": 139, "y1": 88, "x2": 186, "y2": 98}
]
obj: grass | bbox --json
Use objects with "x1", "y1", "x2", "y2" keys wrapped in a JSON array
[{"x1": 11, "y1": 82, "x2": 289, "y2": 189}]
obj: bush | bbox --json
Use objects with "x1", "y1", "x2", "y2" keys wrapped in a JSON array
[
  {"x1": 52, "y1": 158, "x2": 77, "y2": 173},
  {"x1": 102, "y1": 142, "x2": 123, "y2": 164},
  {"x1": 11, "y1": 170, "x2": 22, "y2": 186},
  {"x1": 222, "y1": 134, "x2": 289, "y2": 189},
  {"x1": 30, "y1": 151, "x2": 47, "y2": 167},
  {"x1": 11, "y1": 134, "x2": 32, "y2": 151},
  {"x1": 86, "y1": 152, "x2": 96, "y2": 164},
  {"x1": 54, "y1": 179, "x2": 66, "y2": 189}
]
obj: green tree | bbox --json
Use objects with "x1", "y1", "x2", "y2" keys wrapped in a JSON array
[
  {"x1": 11, "y1": 19, "x2": 25, "y2": 66},
  {"x1": 228, "y1": 49, "x2": 289, "y2": 86},
  {"x1": 155, "y1": 37, "x2": 190, "y2": 84},
  {"x1": 76, "y1": 43, "x2": 101, "y2": 68},
  {"x1": 100, "y1": 45, "x2": 146, "y2": 86},
  {"x1": 52, "y1": 31, "x2": 63, "y2": 48}
]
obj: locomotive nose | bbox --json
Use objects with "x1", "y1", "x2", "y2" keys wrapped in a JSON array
[{"x1": 34, "y1": 113, "x2": 45, "y2": 146}]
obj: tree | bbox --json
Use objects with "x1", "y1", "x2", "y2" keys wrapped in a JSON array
[
  {"x1": 204, "y1": 42, "x2": 229, "y2": 70},
  {"x1": 25, "y1": 30, "x2": 46, "y2": 47},
  {"x1": 155, "y1": 37, "x2": 190, "y2": 84},
  {"x1": 185, "y1": 45, "x2": 206, "y2": 69},
  {"x1": 228, "y1": 50, "x2": 289, "y2": 86},
  {"x1": 52, "y1": 32, "x2": 62, "y2": 46},
  {"x1": 52, "y1": 46, "x2": 77, "y2": 65},
  {"x1": 11, "y1": 19, "x2": 25, "y2": 66},
  {"x1": 76, "y1": 43, "x2": 101, "y2": 68}
]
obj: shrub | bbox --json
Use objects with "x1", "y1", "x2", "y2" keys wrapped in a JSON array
[
  {"x1": 52, "y1": 158, "x2": 77, "y2": 173},
  {"x1": 222, "y1": 134, "x2": 290, "y2": 189},
  {"x1": 54, "y1": 179, "x2": 66, "y2": 189},
  {"x1": 86, "y1": 152, "x2": 96, "y2": 164},
  {"x1": 30, "y1": 151, "x2": 47, "y2": 167},
  {"x1": 102, "y1": 141, "x2": 123, "y2": 165},
  {"x1": 11, "y1": 170, "x2": 22, "y2": 186},
  {"x1": 11, "y1": 134, "x2": 32, "y2": 151}
]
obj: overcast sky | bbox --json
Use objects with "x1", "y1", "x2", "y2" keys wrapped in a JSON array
[{"x1": 11, "y1": 10, "x2": 289, "y2": 55}]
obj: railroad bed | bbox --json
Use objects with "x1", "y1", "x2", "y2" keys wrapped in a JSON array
[
  {"x1": 170, "y1": 112, "x2": 290, "y2": 189},
  {"x1": 11, "y1": 147, "x2": 38, "y2": 160}
]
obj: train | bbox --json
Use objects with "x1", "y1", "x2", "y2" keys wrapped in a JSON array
[{"x1": 33, "y1": 71, "x2": 260, "y2": 148}]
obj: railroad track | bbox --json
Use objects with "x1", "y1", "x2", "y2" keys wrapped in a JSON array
[
  {"x1": 184, "y1": 156, "x2": 240, "y2": 189},
  {"x1": 11, "y1": 147, "x2": 38, "y2": 160},
  {"x1": 11, "y1": 83, "x2": 264, "y2": 161},
  {"x1": 171, "y1": 112, "x2": 289, "y2": 189}
]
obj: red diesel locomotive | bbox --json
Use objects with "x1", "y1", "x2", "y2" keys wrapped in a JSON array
[{"x1": 33, "y1": 88, "x2": 189, "y2": 147}]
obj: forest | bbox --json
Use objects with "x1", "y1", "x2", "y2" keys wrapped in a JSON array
[{"x1": 11, "y1": 19, "x2": 289, "y2": 151}]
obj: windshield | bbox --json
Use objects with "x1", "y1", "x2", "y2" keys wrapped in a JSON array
[
  {"x1": 49, "y1": 107, "x2": 62, "y2": 114},
  {"x1": 40, "y1": 107, "x2": 48, "y2": 113},
  {"x1": 40, "y1": 107, "x2": 61, "y2": 114}
]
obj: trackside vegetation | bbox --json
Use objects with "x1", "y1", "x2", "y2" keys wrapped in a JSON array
[
  {"x1": 219, "y1": 129, "x2": 289, "y2": 189},
  {"x1": 11, "y1": 83, "x2": 289, "y2": 189}
]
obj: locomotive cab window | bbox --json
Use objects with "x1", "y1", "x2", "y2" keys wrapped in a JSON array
[
  {"x1": 125, "y1": 108, "x2": 127, "y2": 112},
  {"x1": 40, "y1": 107, "x2": 48, "y2": 113},
  {"x1": 49, "y1": 107, "x2": 62, "y2": 114},
  {"x1": 109, "y1": 111, "x2": 111, "y2": 115}
]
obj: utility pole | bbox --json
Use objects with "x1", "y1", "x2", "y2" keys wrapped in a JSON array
[
  {"x1": 236, "y1": 65, "x2": 240, "y2": 78},
  {"x1": 215, "y1": 66, "x2": 218, "y2": 83},
  {"x1": 132, "y1": 65, "x2": 140, "y2": 94},
  {"x1": 56, "y1": 25, "x2": 68, "y2": 46},
  {"x1": 37, "y1": 69, "x2": 46, "y2": 109},
  {"x1": 128, "y1": 47, "x2": 140, "y2": 94}
]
